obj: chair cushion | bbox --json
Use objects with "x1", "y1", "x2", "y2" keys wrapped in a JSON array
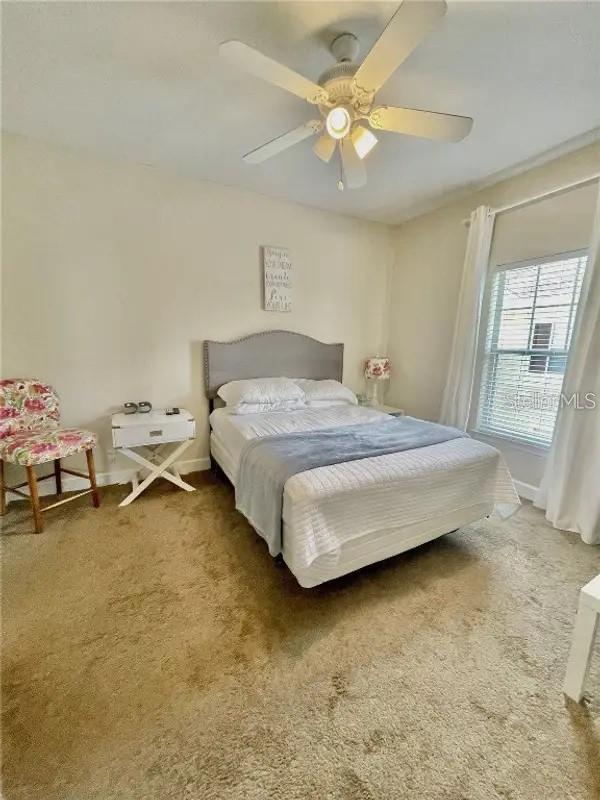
[{"x1": 0, "y1": 428, "x2": 97, "y2": 466}]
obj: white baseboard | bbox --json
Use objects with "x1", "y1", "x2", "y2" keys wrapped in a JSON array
[
  {"x1": 514, "y1": 480, "x2": 538, "y2": 501},
  {"x1": 7, "y1": 458, "x2": 539, "y2": 505},
  {"x1": 6, "y1": 457, "x2": 211, "y2": 504}
]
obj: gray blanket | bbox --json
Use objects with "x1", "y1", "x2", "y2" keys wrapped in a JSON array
[{"x1": 235, "y1": 416, "x2": 468, "y2": 557}]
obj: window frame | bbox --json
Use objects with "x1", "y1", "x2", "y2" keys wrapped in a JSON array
[{"x1": 468, "y1": 247, "x2": 588, "y2": 450}]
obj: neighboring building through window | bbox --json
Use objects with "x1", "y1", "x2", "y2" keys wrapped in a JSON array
[
  {"x1": 474, "y1": 251, "x2": 587, "y2": 447},
  {"x1": 528, "y1": 321, "x2": 553, "y2": 373}
]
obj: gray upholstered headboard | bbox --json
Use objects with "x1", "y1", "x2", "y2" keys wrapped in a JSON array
[{"x1": 203, "y1": 330, "x2": 344, "y2": 399}]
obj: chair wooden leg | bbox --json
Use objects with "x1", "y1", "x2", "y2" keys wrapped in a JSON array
[
  {"x1": 86, "y1": 449, "x2": 100, "y2": 508},
  {"x1": 0, "y1": 459, "x2": 6, "y2": 516},
  {"x1": 54, "y1": 458, "x2": 62, "y2": 496},
  {"x1": 26, "y1": 466, "x2": 43, "y2": 534}
]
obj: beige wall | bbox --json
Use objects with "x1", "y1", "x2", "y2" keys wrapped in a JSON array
[
  {"x1": 490, "y1": 181, "x2": 597, "y2": 268},
  {"x1": 3, "y1": 132, "x2": 598, "y2": 495},
  {"x1": 386, "y1": 140, "x2": 599, "y2": 489},
  {"x1": 1, "y1": 134, "x2": 393, "y2": 482}
]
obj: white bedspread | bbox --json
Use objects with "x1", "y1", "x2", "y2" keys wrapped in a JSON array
[
  {"x1": 210, "y1": 407, "x2": 520, "y2": 575},
  {"x1": 210, "y1": 405, "x2": 388, "y2": 455}
]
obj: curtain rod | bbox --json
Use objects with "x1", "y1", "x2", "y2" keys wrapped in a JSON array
[{"x1": 461, "y1": 172, "x2": 600, "y2": 227}]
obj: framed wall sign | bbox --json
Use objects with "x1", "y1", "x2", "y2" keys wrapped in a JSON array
[{"x1": 262, "y1": 245, "x2": 292, "y2": 312}]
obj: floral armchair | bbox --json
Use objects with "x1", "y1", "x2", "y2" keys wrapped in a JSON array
[{"x1": 0, "y1": 379, "x2": 100, "y2": 533}]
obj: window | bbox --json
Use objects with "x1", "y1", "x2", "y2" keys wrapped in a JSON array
[{"x1": 474, "y1": 251, "x2": 587, "y2": 447}]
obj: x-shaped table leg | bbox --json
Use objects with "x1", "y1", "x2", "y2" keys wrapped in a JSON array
[{"x1": 118, "y1": 440, "x2": 195, "y2": 507}]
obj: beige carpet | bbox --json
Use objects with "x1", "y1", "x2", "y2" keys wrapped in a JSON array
[{"x1": 2, "y1": 471, "x2": 599, "y2": 800}]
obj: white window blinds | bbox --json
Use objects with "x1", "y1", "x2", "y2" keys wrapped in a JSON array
[{"x1": 474, "y1": 252, "x2": 587, "y2": 446}]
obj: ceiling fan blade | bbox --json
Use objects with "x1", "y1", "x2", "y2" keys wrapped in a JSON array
[
  {"x1": 353, "y1": 0, "x2": 447, "y2": 96},
  {"x1": 313, "y1": 133, "x2": 336, "y2": 163},
  {"x1": 220, "y1": 40, "x2": 328, "y2": 105},
  {"x1": 369, "y1": 105, "x2": 473, "y2": 141},
  {"x1": 340, "y1": 138, "x2": 367, "y2": 189},
  {"x1": 243, "y1": 120, "x2": 322, "y2": 164}
]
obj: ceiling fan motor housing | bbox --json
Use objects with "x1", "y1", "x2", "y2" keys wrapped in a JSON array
[
  {"x1": 318, "y1": 62, "x2": 372, "y2": 121},
  {"x1": 318, "y1": 34, "x2": 371, "y2": 119}
]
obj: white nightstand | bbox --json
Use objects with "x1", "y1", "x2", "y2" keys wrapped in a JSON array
[
  {"x1": 372, "y1": 404, "x2": 405, "y2": 417},
  {"x1": 112, "y1": 409, "x2": 196, "y2": 506}
]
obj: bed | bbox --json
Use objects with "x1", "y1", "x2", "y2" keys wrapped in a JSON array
[{"x1": 204, "y1": 331, "x2": 520, "y2": 588}]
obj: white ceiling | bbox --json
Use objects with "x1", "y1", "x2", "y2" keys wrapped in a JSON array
[{"x1": 3, "y1": 2, "x2": 600, "y2": 224}]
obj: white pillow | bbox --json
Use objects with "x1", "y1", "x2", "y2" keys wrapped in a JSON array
[
  {"x1": 217, "y1": 377, "x2": 306, "y2": 411},
  {"x1": 226, "y1": 399, "x2": 306, "y2": 415},
  {"x1": 294, "y1": 379, "x2": 357, "y2": 407},
  {"x1": 307, "y1": 399, "x2": 355, "y2": 409}
]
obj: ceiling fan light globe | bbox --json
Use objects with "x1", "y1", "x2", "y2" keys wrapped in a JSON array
[
  {"x1": 351, "y1": 125, "x2": 378, "y2": 160},
  {"x1": 326, "y1": 106, "x2": 351, "y2": 140}
]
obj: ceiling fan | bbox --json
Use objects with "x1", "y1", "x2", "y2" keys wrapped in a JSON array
[{"x1": 219, "y1": 0, "x2": 472, "y2": 190}]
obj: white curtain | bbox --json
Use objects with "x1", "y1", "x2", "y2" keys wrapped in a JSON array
[
  {"x1": 534, "y1": 185, "x2": 600, "y2": 545},
  {"x1": 439, "y1": 205, "x2": 495, "y2": 429}
]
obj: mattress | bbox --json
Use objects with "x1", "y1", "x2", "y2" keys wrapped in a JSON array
[{"x1": 209, "y1": 406, "x2": 520, "y2": 587}]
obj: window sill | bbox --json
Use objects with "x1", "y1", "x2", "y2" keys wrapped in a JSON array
[{"x1": 469, "y1": 427, "x2": 551, "y2": 455}]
